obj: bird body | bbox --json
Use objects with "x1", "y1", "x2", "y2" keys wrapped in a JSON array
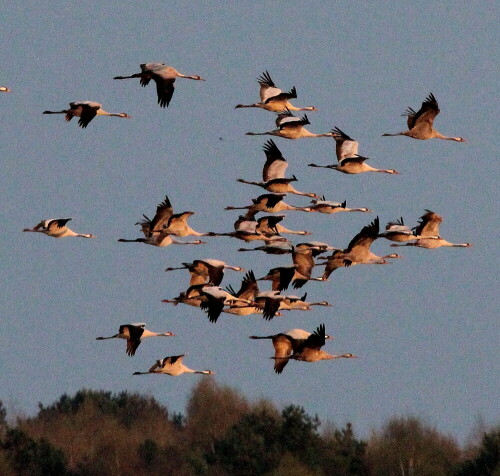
[
  {"x1": 308, "y1": 198, "x2": 371, "y2": 214},
  {"x1": 23, "y1": 218, "x2": 95, "y2": 238},
  {"x1": 246, "y1": 111, "x2": 332, "y2": 140},
  {"x1": 199, "y1": 285, "x2": 250, "y2": 323},
  {"x1": 278, "y1": 293, "x2": 331, "y2": 311},
  {"x1": 0, "y1": 86, "x2": 12, "y2": 92},
  {"x1": 236, "y1": 71, "x2": 317, "y2": 112},
  {"x1": 250, "y1": 328, "x2": 325, "y2": 373},
  {"x1": 134, "y1": 354, "x2": 213, "y2": 376},
  {"x1": 378, "y1": 218, "x2": 429, "y2": 242},
  {"x1": 96, "y1": 323, "x2": 175, "y2": 356},
  {"x1": 223, "y1": 270, "x2": 264, "y2": 316},
  {"x1": 114, "y1": 63, "x2": 204, "y2": 107},
  {"x1": 238, "y1": 241, "x2": 294, "y2": 254},
  {"x1": 310, "y1": 154, "x2": 399, "y2": 175},
  {"x1": 390, "y1": 210, "x2": 472, "y2": 249},
  {"x1": 207, "y1": 214, "x2": 289, "y2": 242},
  {"x1": 162, "y1": 284, "x2": 206, "y2": 308},
  {"x1": 278, "y1": 324, "x2": 356, "y2": 369},
  {"x1": 320, "y1": 217, "x2": 401, "y2": 280},
  {"x1": 118, "y1": 195, "x2": 206, "y2": 246},
  {"x1": 225, "y1": 193, "x2": 312, "y2": 214},
  {"x1": 237, "y1": 176, "x2": 319, "y2": 198},
  {"x1": 382, "y1": 93, "x2": 465, "y2": 141},
  {"x1": 165, "y1": 259, "x2": 243, "y2": 286},
  {"x1": 43, "y1": 101, "x2": 130, "y2": 128}
]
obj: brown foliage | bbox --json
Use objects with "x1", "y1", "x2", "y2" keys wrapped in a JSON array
[
  {"x1": 365, "y1": 416, "x2": 460, "y2": 476},
  {"x1": 185, "y1": 378, "x2": 250, "y2": 450}
]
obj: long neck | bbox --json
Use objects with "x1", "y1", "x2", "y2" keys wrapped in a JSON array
[
  {"x1": 246, "y1": 131, "x2": 276, "y2": 136},
  {"x1": 177, "y1": 73, "x2": 198, "y2": 80},
  {"x1": 66, "y1": 230, "x2": 94, "y2": 238},
  {"x1": 382, "y1": 132, "x2": 407, "y2": 137},
  {"x1": 344, "y1": 207, "x2": 371, "y2": 212},
  {"x1": 118, "y1": 238, "x2": 146, "y2": 243},
  {"x1": 439, "y1": 239, "x2": 471, "y2": 247},
  {"x1": 235, "y1": 103, "x2": 262, "y2": 109},
  {"x1": 237, "y1": 178, "x2": 264, "y2": 187},
  {"x1": 287, "y1": 186, "x2": 318, "y2": 198},
  {"x1": 114, "y1": 73, "x2": 142, "y2": 80},
  {"x1": 299, "y1": 129, "x2": 332, "y2": 138},
  {"x1": 279, "y1": 204, "x2": 312, "y2": 212},
  {"x1": 225, "y1": 206, "x2": 250, "y2": 211},
  {"x1": 375, "y1": 168, "x2": 399, "y2": 174},
  {"x1": 308, "y1": 163, "x2": 334, "y2": 169},
  {"x1": 172, "y1": 239, "x2": 205, "y2": 245},
  {"x1": 432, "y1": 130, "x2": 462, "y2": 141},
  {"x1": 43, "y1": 110, "x2": 67, "y2": 115},
  {"x1": 96, "y1": 110, "x2": 120, "y2": 117},
  {"x1": 284, "y1": 104, "x2": 317, "y2": 111}
]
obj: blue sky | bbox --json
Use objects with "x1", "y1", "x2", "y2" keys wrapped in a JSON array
[{"x1": 1, "y1": 2, "x2": 498, "y2": 443}]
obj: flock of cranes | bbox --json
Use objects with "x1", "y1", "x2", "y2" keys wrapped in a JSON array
[{"x1": 16, "y1": 65, "x2": 471, "y2": 377}]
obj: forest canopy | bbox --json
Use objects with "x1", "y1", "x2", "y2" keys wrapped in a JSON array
[{"x1": 0, "y1": 381, "x2": 498, "y2": 476}]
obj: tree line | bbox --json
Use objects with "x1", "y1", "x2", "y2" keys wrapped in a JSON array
[{"x1": 0, "y1": 380, "x2": 498, "y2": 475}]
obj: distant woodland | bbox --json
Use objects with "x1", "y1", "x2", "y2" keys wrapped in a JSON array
[{"x1": 0, "y1": 379, "x2": 498, "y2": 476}]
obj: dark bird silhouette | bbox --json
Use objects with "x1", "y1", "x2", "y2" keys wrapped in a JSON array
[
  {"x1": 382, "y1": 93, "x2": 465, "y2": 141},
  {"x1": 114, "y1": 62, "x2": 204, "y2": 107}
]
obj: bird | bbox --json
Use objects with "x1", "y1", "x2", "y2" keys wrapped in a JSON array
[
  {"x1": 118, "y1": 195, "x2": 206, "y2": 246},
  {"x1": 390, "y1": 210, "x2": 472, "y2": 249},
  {"x1": 319, "y1": 216, "x2": 401, "y2": 280},
  {"x1": 23, "y1": 218, "x2": 95, "y2": 238},
  {"x1": 277, "y1": 292, "x2": 331, "y2": 311},
  {"x1": 235, "y1": 71, "x2": 317, "y2": 112},
  {"x1": 96, "y1": 323, "x2": 175, "y2": 356},
  {"x1": 378, "y1": 217, "x2": 435, "y2": 243},
  {"x1": 198, "y1": 285, "x2": 251, "y2": 323},
  {"x1": 258, "y1": 266, "x2": 297, "y2": 291},
  {"x1": 246, "y1": 110, "x2": 333, "y2": 140},
  {"x1": 118, "y1": 232, "x2": 205, "y2": 247},
  {"x1": 206, "y1": 213, "x2": 289, "y2": 242},
  {"x1": 237, "y1": 142, "x2": 320, "y2": 196},
  {"x1": 113, "y1": 62, "x2": 205, "y2": 107},
  {"x1": 251, "y1": 290, "x2": 289, "y2": 320},
  {"x1": 309, "y1": 154, "x2": 399, "y2": 175},
  {"x1": 43, "y1": 101, "x2": 130, "y2": 128},
  {"x1": 237, "y1": 175, "x2": 320, "y2": 198},
  {"x1": 308, "y1": 198, "x2": 372, "y2": 214},
  {"x1": 133, "y1": 354, "x2": 214, "y2": 376},
  {"x1": 291, "y1": 246, "x2": 324, "y2": 288},
  {"x1": 382, "y1": 93, "x2": 465, "y2": 141},
  {"x1": 161, "y1": 284, "x2": 206, "y2": 308},
  {"x1": 272, "y1": 324, "x2": 354, "y2": 373},
  {"x1": 257, "y1": 214, "x2": 311, "y2": 236},
  {"x1": 0, "y1": 86, "x2": 12, "y2": 92},
  {"x1": 250, "y1": 326, "x2": 335, "y2": 374},
  {"x1": 307, "y1": 127, "x2": 398, "y2": 174},
  {"x1": 238, "y1": 240, "x2": 334, "y2": 255},
  {"x1": 238, "y1": 241, "x2": 294, "y2": 254},
  {"x1": 295, "y1": 241, "x2": 339, "y2": 257},
  {"x1": 135, "y1": 195, "x2": 208, "y2": 238},
  {"x1": 225, "y1": 193, "x2": 312, "y2": 214},
  {"x1": 165, "y1": 259, "x2": 244, "y2": 286},
  {"x1": 223, "y1": 270, "x2": 263, "y2": 316}
]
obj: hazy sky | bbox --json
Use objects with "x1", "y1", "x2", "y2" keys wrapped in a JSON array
[{"x1": 1, "y1": 2, "x2": 498, "y2": 444}]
